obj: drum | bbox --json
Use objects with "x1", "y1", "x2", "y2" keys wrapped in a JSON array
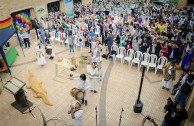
[
  {"x1": 70, "y1": 88, "x2": 84, "y2": 100},
  {"x1": 46, "y1": 46, "x2": 52, "y2": 55}
]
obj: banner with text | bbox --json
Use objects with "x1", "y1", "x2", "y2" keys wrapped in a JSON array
[{"x1": 64, "y1": 0, "x2": 74, "y2": 17}]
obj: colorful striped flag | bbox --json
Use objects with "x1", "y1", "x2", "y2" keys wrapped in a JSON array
[{"x1": 0, "y1": 17, "x2": 13, "y2": 30}]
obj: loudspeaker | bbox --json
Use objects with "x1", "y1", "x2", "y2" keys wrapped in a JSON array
[
  {"x1": 14, "y1": 89, "x2": 27, "y2": 107},
  {"x1": 133, "y1": 100, "x2": 143, "y2": 113}
]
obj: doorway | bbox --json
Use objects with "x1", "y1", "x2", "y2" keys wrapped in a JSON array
[
  {"x1": 11, "y1": 9, "x2": 31, "y2": 29},
  {"x1": 47, "y1": 1, "x2": 60, "y2": 13}
]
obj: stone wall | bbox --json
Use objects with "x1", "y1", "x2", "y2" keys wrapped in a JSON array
[{"x1": 0, "y1": 0, "x2": 66, "y2": 21}]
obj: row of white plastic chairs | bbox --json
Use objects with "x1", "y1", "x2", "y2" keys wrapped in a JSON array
[{"x1": 109, "y1": 45, "x2": 168, "y2": 74}]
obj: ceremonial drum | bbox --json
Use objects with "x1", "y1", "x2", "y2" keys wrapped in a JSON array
[
  {"x1": 70, "y1": 88, "x2": 84, "y2": 100},
  {"x1": 45, "y1": 46, "x2": 52, "y2": 55}
]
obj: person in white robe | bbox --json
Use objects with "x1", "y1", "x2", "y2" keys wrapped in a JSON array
[
  {"x1": 72, "y1": 74, "x2": 90, "y2": 105},
  {"x1": 87, "y1": 62, "x2": 99, "y2": 93},
  {"x1": 36, "y1": 43, "x2": 46, "y2": 66},
  {"x1": 95, "y1": 51, "x2": 103, "y2": 80}
]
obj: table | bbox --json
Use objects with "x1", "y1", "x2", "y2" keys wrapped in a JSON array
[
  {"x1": 4, "y1": 46, "x2": 19, "y2": 66},
  {"x1": 54, "y1": 59, "x2": 74, "y2": 76},
  {"x1": 54, "y1": 59, "x2": 86, "y2": 79}
]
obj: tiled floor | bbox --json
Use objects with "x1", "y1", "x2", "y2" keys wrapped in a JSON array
[{"x1": 0, "y1": 33, "x2": 182, "y2": 126}]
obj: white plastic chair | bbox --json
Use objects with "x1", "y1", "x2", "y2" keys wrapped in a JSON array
[
  {"x1": 123, "y1": 49, "x2": 134, "y2": 66},
  {"x1": 140, "y1": 53, "x2": 150, "y2": 69},
  {"x1": 109, "y1": 44, "x2": 118, "y2": 63},
  {"x1": 155, "y1": 56, "x2": 168, "y2": 74},
  {"x1": 55, "y1": 32, "x2": 64, "y2": 46},
  {"x1": 131, "y1": 51, "x2": 143, "y2": 70},
  {"x1": 49, "y1": 31, "x2": 56, "y2": 44},
  {"x1": 147, "y1": 54, "x2": 158, "y2": 72},
  {"x1": 116, "y1": 47, "x2": 125, "y2": 64}
]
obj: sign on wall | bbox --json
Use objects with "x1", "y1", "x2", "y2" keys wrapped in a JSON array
[
  {"x1": 64, "y1": 0, "x2": 73, "y2": 17},
  {"x1": 36, "y1": 5, "x2": 47, "y2": 19}
]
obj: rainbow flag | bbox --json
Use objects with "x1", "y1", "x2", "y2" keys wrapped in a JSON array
[
  {"x1": 0, "y1": 17, "x2": 13, "y2": 30},
  {"x1": 12, "y1": 10, "x2": 30, "y2": 29}
]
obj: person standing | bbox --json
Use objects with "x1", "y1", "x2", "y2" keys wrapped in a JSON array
[
  {"x1": 68, "y1": 101, "x2": 83, "y2": 126},
  {"x1": 36, "y1": 42, "x2": 46, "y2": 66},
  {"x1": 72, "y1": 74, "x2": 89, "y2": 105},
  {"x1": 162, "y1": 103, "x2": 188, "y2": 126},
  {"x1": 106, "y1": 30, "x2": 114, "y2": 55},
  {"x1": 95, "y1": 51, "x2": 103, "y2": 81},
  {"x1": 88, "y1": 62, "x2": 99, "y2": 93},
  {"x1": 23, "y1": 24, "x2": 30, "y2": 48},
  {"x1": 162, "y1": 61, "x2": 180, "y2": 91},
  {"x1": 68, "y1": 30, "x2": 75, "y2": 53},
  {"x1": 37, "y1": 23, "x2": 46, "y2": 44}
]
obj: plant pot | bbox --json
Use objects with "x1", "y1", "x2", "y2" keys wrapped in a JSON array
[
  {"x1": 79, "y1": 63, "x2": 84, "y2": 68},
  {"x1": 71, "y1": 59, "x2": 76, "y2": 65}
]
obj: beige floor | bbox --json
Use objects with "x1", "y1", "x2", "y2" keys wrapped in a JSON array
[{"x1": 0, "y1": 35, "x2": 182, "y2": 126}]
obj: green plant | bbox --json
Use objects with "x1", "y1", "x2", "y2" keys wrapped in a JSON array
[
  {"x1": 79, "y1": 58, "x2": 84, "y2": 64},
  {"x1": 71, "y1": 56, "x2": 75, "y2": 60}
]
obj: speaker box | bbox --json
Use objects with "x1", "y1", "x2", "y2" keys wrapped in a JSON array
[{"x1": 14, "y1": 89, "x2": 27, "y2": 107}]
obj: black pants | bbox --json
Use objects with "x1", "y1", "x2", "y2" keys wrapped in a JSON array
[{"x1": 23, "y1": 38, "x2": 30, "y2": 48}]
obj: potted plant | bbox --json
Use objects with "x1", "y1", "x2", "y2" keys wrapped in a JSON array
[
  {"x1": 71, "y1": 57, "x2": 76, "y2": 65},
  {"x1": 79, "y1": 58, "x2": 84, "y2": 67}
]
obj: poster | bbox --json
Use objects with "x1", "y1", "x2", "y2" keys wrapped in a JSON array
[
  {"x1": 36, "y1": 5, "x2": 47, "y2": 20},
  {"x1": 64, "y1": 0, "x2": 74, "y2": 17}
]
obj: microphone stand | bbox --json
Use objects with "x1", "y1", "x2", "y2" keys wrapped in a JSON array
[
  {"x1": 119, "y1": 108, "x2": 124, "y2": 126},
  {"x1": 95, "y1": 106, "x2": 98, "y2": 126}
]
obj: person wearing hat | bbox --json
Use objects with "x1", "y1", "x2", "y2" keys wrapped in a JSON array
[{"x1": 68, "y1": 101, "x2": 83, "y2": 126}]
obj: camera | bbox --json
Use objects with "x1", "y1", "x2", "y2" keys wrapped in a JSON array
[{"x1": 164, "y1": 97, "x2": 175, "y2": 111}]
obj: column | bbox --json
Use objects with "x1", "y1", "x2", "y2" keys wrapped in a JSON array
[
  {"x1": 0, "y1": 1, "x2": 11, "y2": 20},
  {"x1": 82, "y1": 0, "x2": 92, "y2": 6},
  {"x1": 60, "y1": 0, "x2": 65, "y2": 13},
  {"x1": 177, "y1": 0, "x2": 188, "y2": 9}
]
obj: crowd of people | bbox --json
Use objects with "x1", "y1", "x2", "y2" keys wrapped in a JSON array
[{"x1": 15, "y1": 0, "x2": 194, "y2": 125}]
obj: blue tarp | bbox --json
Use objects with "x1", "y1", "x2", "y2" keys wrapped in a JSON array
[
  {"x1": 0, "y1": 28, "x2": 17, "y2": 75},
  {"x1": 0, "y1": 28, "x2": 16, "y2": 48}
]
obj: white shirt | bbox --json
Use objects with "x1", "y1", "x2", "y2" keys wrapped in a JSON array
[
  {"x1": 23, "y1": 31, "x2": 29, "y2": 38},
  {"x1": 73, "y1": 109, "x2": 83, "y2": 126},
  {"x1": 73, "y1": 78, "x2": 89, "y2": 91}
]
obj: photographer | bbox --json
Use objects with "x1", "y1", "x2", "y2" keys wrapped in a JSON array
[
  {"x1": 162, "y1": 99, "x2": 188, "y2": 126},
  {"x1": 140, "y1": 116, "x2": 158, "y2": 126}
]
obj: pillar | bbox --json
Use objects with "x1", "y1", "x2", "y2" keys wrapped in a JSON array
[
  {"x1": 30, "y1": 8, "x2": 36, "y2": 19},
  {"x1": 0, "y1": 0, "x2": 11, "y2": 20},
  {"x1": 177, "y1": 0, "x2": 188, "y2": 9},
  {"x1": 60, "y1": 0, "x2": 65, "y2": 13},
  {"x1": 82, "y1": 0, "x2": 92, "y2": 6}
]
